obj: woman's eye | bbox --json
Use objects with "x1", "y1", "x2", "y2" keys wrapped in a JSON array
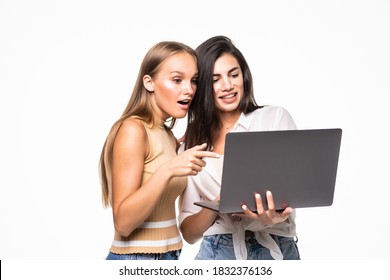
[{"x1": 173, "y1": 78, "x2": 182, "y2": 83}]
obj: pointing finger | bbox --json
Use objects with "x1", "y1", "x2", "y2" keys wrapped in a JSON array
[{"x1": 196, "y1": 151, "x2": 220, "y2": 159}]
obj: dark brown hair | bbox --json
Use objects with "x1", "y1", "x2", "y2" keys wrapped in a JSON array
[{"x1": 184, "y1": 35, "x2": 261, "y2": 150}]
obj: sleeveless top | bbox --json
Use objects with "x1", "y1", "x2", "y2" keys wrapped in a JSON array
[{"x1": 110, "y1": 121, "x2": 187, "y2": 254}]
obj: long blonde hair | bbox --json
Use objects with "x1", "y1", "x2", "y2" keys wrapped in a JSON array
[{"x1": 99, "y1": 41, "x2": 197, "y2": 207}]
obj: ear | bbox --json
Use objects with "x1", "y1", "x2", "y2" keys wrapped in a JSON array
[{"x1": 143, "y1": 75, "x2": 154, "y2": 92}]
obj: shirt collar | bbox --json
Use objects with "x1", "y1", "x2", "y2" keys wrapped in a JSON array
[{"x1": 233, "y1": 111, "x2": 254, "y2": 132}]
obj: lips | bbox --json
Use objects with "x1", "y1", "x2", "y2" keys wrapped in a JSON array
[
  {"x1": 177, "y1": 99, "x2": 190, "y2": 105},
  {"x1": 219, "y1": 92, "x2": 237, "y2": 99},
  {"x1": 177, "y1": 99, "x2": 191, "y2": 110}
]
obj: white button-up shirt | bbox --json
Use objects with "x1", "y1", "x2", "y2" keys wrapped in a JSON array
[{"x1": 178, "y1": 106, "x2": 298, "y2": 260}]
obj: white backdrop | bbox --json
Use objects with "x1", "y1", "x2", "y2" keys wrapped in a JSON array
[{"x1": 1, "y1": 0, "x2": 389, "y2": 260}]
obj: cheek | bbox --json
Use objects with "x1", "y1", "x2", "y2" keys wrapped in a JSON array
[
  {"x1": 154, "y1": 83, "x2": 179, "y2": 108},
  {"x1": 212, "y1": 84, "x2": 219, "y2": 99},
  {"x1": 213, "y1": 82, "x2": 220, "y2": 94},
  {"x1": 238, "y1": 80, "x2": 244, "y2": 92},
  {"x1": 155, "y1": 82, "x2": 176, "y2": 100},
  {"x1": 157, "y1": 80, "x2": 175, "y2": 93},
  {"x1": 213, "y1": 91, "x2": 219, "y2": 105}
]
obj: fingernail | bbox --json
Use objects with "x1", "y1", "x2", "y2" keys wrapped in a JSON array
[
  {"x1": 242, "y1": 205, "x2": 247, "y2": 211},
  {"x1": 215, "y1": 153, "x2": 220, "y2": 158},
  {"x1": 255, "y1": 193, "x2": 261, "y2": 199}
]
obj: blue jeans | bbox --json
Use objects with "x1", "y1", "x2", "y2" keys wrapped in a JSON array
[
  {"x1": 106, "y1": 250, "x2": 181, "y2": 260},
  {"x1": 195, "y1": 233, "x2": 300, "y2": 260}
]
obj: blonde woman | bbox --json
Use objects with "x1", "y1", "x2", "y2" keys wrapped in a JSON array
[{"x1": 99, "y1": 41, "x2": 220, "y2": 260}]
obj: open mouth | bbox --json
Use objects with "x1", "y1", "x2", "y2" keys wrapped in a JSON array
[
  {"x1": 178, "y1": 100, "x2": 190, "y2": 105},
  {"x1": 219, "y1": 92, "x2": 237, "y2": 99}
]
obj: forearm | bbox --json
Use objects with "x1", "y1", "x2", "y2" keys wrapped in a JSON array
[
  {"x1": 180, "y1": 209, "x2": 218, "y2": 244},
  {"x1": 114, "y1": 167, "x2": 173, "y2": 237}
]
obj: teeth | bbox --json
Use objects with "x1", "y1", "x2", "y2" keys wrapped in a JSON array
[{"x1": 221, "y1": 93, "x2": 235, "y2": 99}]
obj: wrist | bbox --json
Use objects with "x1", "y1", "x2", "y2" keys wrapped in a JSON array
[{"x1": 155, "y1": 163, "x2": 174, "y2": 182}]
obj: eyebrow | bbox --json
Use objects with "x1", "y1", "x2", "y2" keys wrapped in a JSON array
[
  {"x1": 170, "y1": 71, "x2": 198, "y2": 77},
  {"x1": 213, "y1": 66, "x2": 240, "y2": 77},
  {"x1": 170, "y1": 71, "x2": 185, "y2": 75}
]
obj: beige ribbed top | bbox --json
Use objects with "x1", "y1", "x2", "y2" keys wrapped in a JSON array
[{"x1": 110, "y1": 121, "x2": 187, "y2": 254}]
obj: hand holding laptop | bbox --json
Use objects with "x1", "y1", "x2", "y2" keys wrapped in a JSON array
[{"x1": 232, "y1": 191, "x2": 293, "y2": 225}]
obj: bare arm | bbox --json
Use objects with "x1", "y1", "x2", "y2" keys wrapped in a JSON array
[
  {"x1": 112, "y1": 119, "x2": 219, "y2": 237},
  {"x1": 180, "y1": 209, "x2": 219, "y2": 244},
  {"x1": 180, "y1": 194, "x2": 220, "y2": 244},
  {"x1": 111, "y1": 119, "x2": 167, "y2": 236}
]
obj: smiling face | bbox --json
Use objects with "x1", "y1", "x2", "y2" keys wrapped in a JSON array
[
  {"x1": 212, "y1": 53, "x2": 244, "y2": 114},
  {"x1": 144, "y1": 51, "x2": 198, "y2": 122}
]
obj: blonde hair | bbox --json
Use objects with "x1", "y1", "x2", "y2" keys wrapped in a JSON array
[{"x1": 99, "y1": 41, "x2": 197, "y2": 207}]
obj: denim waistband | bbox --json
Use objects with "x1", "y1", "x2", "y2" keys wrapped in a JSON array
[
  {"x1": 208, "y1": 233, "x2": 295, "y2": 246},
  {"x1": 106, "y1": 249, "x2": 181, "y2": 260}
]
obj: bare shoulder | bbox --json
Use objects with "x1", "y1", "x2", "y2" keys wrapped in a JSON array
[
  {"x1": 119, "y1": 118, "x2": 147, "y2": 139},
  {"x1": 114, "y1": 118, "x2": 148, "y2": 155}
]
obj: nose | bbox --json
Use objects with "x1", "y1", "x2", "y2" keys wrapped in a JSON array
[
  {"x1": 221, "y1": 76, "x2": 233, "y2": 91},
  {"x1": 184, "y1": 80, "x2": 195, "y2": 95}
]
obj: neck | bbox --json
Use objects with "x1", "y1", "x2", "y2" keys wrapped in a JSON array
[{"x1": 218, "y1": 111, "x2": 241, "y2": 130}]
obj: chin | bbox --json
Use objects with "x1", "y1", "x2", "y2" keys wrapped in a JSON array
[
  {"x1": 172, "y1": 111, "x2": 188, "y2": 119},
  {"x1": 218, "y1": 104, "x2": 240, "y2": 112}
]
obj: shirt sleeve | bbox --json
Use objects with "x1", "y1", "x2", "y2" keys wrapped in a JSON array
[{"x1": 272, "y1": 106, "x2": 298, "y2": 130}]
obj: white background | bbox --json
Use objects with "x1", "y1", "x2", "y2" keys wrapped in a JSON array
[{"x1": 1, "y1": 0, "x2": 389, "y2": 261}]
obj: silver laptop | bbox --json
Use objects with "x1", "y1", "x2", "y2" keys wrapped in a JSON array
[{"x1": 194, "y1": 128, "x2": 342, "y2": 213}]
